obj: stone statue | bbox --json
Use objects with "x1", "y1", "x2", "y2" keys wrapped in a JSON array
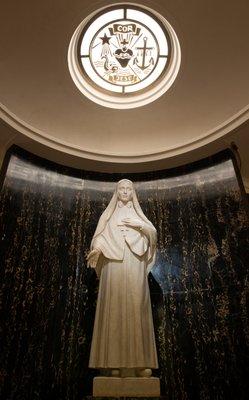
[{"x1": 87, "y1": 179, "x2": 158, "y2": 379}]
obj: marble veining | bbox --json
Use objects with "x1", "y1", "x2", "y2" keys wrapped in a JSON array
[{"x1": 0, "y1": 147, "x2": 249, "y2": 400}]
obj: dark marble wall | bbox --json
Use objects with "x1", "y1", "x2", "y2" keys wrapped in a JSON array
[{"x1": 0, "y1": 146, "x2": 249, "y2": 400}]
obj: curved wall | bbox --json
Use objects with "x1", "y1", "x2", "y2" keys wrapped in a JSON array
[{"x1": 0, "y1": 146, "x2": 249, "y2": 399}]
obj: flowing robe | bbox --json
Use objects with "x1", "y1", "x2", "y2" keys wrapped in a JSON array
[{"x1": 89, "y1": 201, "x2": 158, "y2": 369}]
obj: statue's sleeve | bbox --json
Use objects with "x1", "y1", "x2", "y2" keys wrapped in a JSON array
[
  {"x1": 91, "y1": 224, "x2": 124, "y2": 261},
  {"x1": 141, "y1": 222, "x2": 157, "y2": 274}
]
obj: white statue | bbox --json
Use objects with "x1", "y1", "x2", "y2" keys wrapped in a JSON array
[{"x1": 87, "y1": 179, "x2": 158, "y2": 378}]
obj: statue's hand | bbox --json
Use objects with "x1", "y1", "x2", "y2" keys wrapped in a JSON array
[
  {"x1": 122, "y1": 218, "x2": 143, "y2": 230},
  {"x1": 87, "y1": 248, "x2": 102, "y2": 268}
]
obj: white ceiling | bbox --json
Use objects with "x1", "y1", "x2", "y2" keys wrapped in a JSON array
[{"x1": 0, "y1": 0, "x2": 248, "y2": 188}]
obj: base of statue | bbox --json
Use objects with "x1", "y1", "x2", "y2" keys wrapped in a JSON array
[{"x1": 93, "y1": 376, "x2": 160, "y2": 397}]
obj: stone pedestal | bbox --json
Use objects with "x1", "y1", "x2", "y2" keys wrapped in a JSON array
[{"x1": 93, "y1": 376, "x2": 160, "y2": 397}]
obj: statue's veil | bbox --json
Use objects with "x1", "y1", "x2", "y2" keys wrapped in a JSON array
[{"x1": 91, "y1": 179, "x2": 157, "y2": 269}]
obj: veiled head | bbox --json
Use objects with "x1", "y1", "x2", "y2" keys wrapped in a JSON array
[{"x1": 117, "y1": 179, "x2": 134, "y2": 204}]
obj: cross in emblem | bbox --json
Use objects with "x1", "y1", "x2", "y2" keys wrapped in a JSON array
[{"x1": 121, "y1": 38, "x2": 129, "y2": 46}]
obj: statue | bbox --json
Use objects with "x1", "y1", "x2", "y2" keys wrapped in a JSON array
[{"x1": 87, "y1": 179, "x2": 158, "y2": 379}]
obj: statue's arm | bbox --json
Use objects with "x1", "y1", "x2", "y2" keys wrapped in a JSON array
[
  {"x1": 139, "y1": 222, "x2": 156, "y2": 239},
  {"x1": 122, "y1": 217, "x2": 156, "y2": 240}
]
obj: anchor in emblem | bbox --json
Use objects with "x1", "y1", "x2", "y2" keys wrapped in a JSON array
[{"x1": 134, "y1": 37, "x2": 154, "y2": 70}]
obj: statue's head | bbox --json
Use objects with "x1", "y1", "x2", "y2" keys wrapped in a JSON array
[{"x1": 117, "y1": 179, "x2": 134, "y2": 204}]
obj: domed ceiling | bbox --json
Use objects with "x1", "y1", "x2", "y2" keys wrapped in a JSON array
[{"x1": 0, "y1": 0, "x2": 248, "y2": 174}]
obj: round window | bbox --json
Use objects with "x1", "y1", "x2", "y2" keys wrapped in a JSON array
[{"x1": 68, "y1": 3, "x2": 181, "y2": 109}]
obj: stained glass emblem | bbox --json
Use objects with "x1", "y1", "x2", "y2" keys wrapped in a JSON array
[
  {"x1": 79, "y1": 7, "x2": 170, "y2": 93},
  {"x1": 68, "y1": 4, "x2": 181, "y2": 108}
]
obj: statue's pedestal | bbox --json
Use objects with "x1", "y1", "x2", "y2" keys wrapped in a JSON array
[{"x1": 93, "y1": 376, "x2": 160, "y2": 397}]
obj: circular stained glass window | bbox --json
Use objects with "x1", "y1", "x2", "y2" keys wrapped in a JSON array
[{"x1": 68, "y1": 3, "x2": 181, "y2": 109}]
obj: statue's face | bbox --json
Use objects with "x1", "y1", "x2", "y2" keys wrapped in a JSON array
[{"x1": 117, "y1": 181, "x2": 133, "y2": 203}]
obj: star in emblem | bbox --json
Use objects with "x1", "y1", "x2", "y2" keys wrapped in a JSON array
[{"x1": 100, "y1": 33, "x2": 111, "y2": 45}]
